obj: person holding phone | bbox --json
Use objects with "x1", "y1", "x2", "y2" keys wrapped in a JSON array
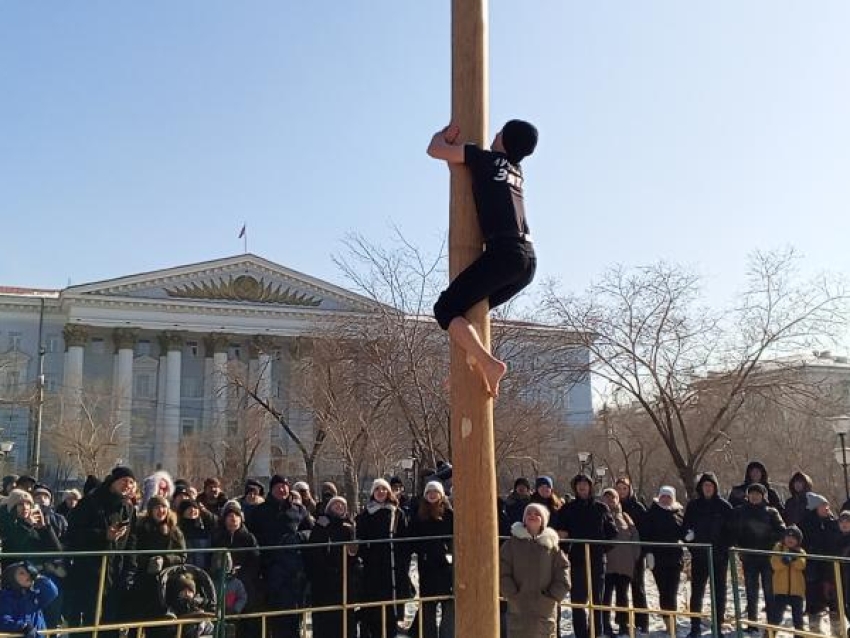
[{"x1": 0, "y1": 490, "x2": 62, "y2": 557}]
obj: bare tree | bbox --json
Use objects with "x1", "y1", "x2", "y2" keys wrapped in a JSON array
[{"x1": 544, "y1": 248, "x2": 847, "y2": 495}]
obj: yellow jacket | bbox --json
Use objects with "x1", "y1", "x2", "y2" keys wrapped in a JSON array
[{"x1": 770, "y1": 542, "x2": 807, "y2": 597}]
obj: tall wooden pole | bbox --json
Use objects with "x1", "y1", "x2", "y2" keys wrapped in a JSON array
[{"x1": 449, "y1": 2, "x2": 499, "y2": 638}]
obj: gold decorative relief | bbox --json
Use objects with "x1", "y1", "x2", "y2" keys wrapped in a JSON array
[{"x1": 165, "y1": 275, "x2": 321, "y2": 307}]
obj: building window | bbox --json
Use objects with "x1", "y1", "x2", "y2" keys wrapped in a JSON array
[
  {"x1": 5, "y1": 371, "x2": 20, "y2": 395},
  {"x1": 44, "y1": 373, "x2": 58, "y2": 393},
  {"x1": 186, "y1": 340, "x2": 199, "y2": 357},
  {"x1": 91, "y1": 337, "x2": 105, "y2": 355},
  {"x1": 228, "y1": 344, "x2": 242, "y2": 360},
  {"x1": 8, "y1": 332, "x2": 22, "y2": 351},
  {"x1": 136, "y1": 340, "x2": 151, "y2": 357},
  {"x1": 134, "y1": 374, "x2": 153, "y2": 399},
  {"x1": 182, "y1": 377, "x2": 203, "y2": 399},
  {"x1": 46, "y1": 335, "x2": 60, "y2": 354},
  {"x1": 181, "y1": 418, "x2": 198, "y2": 437}
]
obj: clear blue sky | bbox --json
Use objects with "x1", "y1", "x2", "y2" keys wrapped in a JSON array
[{"x1": 2, "y1": 2, "x2": 849, "y2": 308}]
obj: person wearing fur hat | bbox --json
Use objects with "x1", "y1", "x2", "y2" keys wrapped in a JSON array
[
  {"x1": 427, "y1": 119, "x2": 539, "y2": 399},
  {"x1": 614, "y1": 477, "x2": 649, "y2": 633},
  {"x1": 0, "y1": 490, "x2": 62, "y2": 558},
  {"x1": 131, "y1": 496, "x2": 186, "y2": 633},
  {"x1": 799, "y1": 492, "x2": 840, "y2": 629},
  {"x1": 730, "y1": 482, "x2": 785, "y2": 630},
  {"x1": 407, "y1": 481, "x2": 454, "y2": 638},
  {"x1": 768, "y1": 526, "x2": 807, "y2": 634},
  {"x1": 56, "y1": 489, "x2": 81, "y2": 518},
  {"x1": 141, "y1": 471, "x2": 175, "y2": 511},
  {"x1": 681, "y1": 472, "x2": 733, "y2": 636},
  {"x1": 305, "y1": 496, "x2": 357, "y2": 638},
  {"x1": 499, "y1": 503, "x2": 569, "y2": 638},
  {"x1": 355, "y1": 478, "x2": 411, "y2": 638},
  {"x1": 599, "y1": 488, "x2": 640, "y2": 637},
  {"x1": 65, "y1": 466, "x2": 138, "y2": 638},
  {"x1": 0, "y1": 562, "x2": 59, "y2": 638},
  {"x1": 237, "y1": 480, "x2": 266, "y2": 517},
  {"x1": 642, "y1": 486, "x2": 684, "y2": 620},
  {"x1": 552, "y1": 474, "x2": 616, "y2": 638},
  {"x1": 246, "y1": 474, "x2": 313, "y2": 638}
]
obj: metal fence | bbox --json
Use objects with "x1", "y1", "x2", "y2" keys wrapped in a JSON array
[{"x1": 0, "y1": 537, "x2": 847, "y2": 638}]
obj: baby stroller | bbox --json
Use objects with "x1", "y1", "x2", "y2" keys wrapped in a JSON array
[{"x1": 156, "y1": 564, "x2": 217, "y2": 638}]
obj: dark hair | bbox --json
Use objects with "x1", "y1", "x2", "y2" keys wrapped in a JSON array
[{"x1": 501, "y1": 119, "x2": 538, "y2": 164}]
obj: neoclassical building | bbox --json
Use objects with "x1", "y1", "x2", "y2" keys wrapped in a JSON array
[{"x1": 0, "y1": 254, "x2": 593, "y2": 480}]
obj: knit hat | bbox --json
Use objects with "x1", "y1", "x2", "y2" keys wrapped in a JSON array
[
  {"x1": 244, "y1": 479, "x2": 265, "y2": 496},
  {"x1": 785, "y1": 525, "x2": 804, "y2": 543},
  {"x1": 746, "y1": 483, "x2": 767, "y2": 497},
  {"x1": 806, "y1": 492, "x2": 829, "y2": 510},
  {"x1": 602, "y1": 488, "x2": 619, "y2": 500},
  {"x1": 514, "y1": 477, "x2": 531, "y2": 490},
  {"x1": 523, "y1": 503, "x2": 550, "y2": 528},
  {"x1": 658, "y1": 486, "x2": 676, "y2": 501},
  {"x1": 839, "y1": 510, "x2": 850, "y2": 523},
  {"x1": 389, "y1": 476, "x2": 404, "y2": 487},
  {"x1": 320, "y1": 482, "x2": 338, "y2": 498},
  {"x1": 325, "y1": 496, "x2": 348, "y2": 517},
  {"x1": 6, "y1": 489, "x2": 33, "y2": 511},
  {"x1": 269, "y1": 475, "x2": 289, "y2": 490},
  {"x1": 110, "y1": 466, "x2": 136, "y2": 482},
  {"x1": 371, "y1": 478, "x2": 392, "y2": 495},
  {"x1": 33, "y1": 484, "x2": 52, "y2": 500},
  {"x1": 147, "y1": 495, "x2": 169, "y2": 512},
  {"x1": 292, "y1": 481, "x2": 310, "y2": 493},
  {"x1": 63, "y1": 488, "x2": 82, "y2": 501},
  {"x1": 535, "y1": 476, "x2": 553, "y2": 490},
  {"x1": 424, "y1": 481, "x2": 445, "y2": 497},
  {"x1": 221, "y1": 499, "x2": 243, "y2": 519},
  {"x1": 178, "y1": 499, "x2": 200, "y2": 515},
  {"x1": 501, "y1": 119, "x2": 538, "y2": 164}
]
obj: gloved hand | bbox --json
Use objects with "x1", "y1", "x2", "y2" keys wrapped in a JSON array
[
  {"x1": 147, "y1": 556, "x2": 164, "y2": 574},
  {"x1": 645, "y1": 553, "x2": 655, "y2": 570},
  {"x1": 684, "y1": 529, "x2": 695, "y2": 542},
  {"x1": 781, "y1": 554, "x2": 794, "y2": 565}
]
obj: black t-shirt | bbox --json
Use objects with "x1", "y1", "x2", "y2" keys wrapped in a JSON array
[{"x1": 464, "y1": 144, "x2": 529, "y2": 241}]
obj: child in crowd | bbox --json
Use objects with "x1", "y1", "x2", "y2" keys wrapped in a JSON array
[
  {"x1": 0, "y1": 563, "x2": 59, "y2": 638},
  {"x1": 769, "y1": 526, "x2": 806, "y2": 635}
]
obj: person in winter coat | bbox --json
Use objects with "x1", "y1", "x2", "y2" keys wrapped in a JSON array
[
  {"x1": 178, "y1": 500, "x2": 214, "y2": 571},
  {"x1": 56, "y1": 489, "x2": 81, "y2": 519},
  {"x1": 599, "y1": 489, "x2": 640, "y2": 637},
  {"x1": 212, "y1": 501, "x2": 261, "y2": 638},
  {"x1": 799, "y1": 492, "x2": 840, "y2": 629},
  {"x1": 141, "y1": 471, "x2": 175, "y2": 510},
  {"x1": 247, "y1": 475, "x2": 312, "y2": 638},
  {"x1": 355, "y1": 478, "x2": 411, "y2": 638},
  {"x1": 0, "y1": 490, "x2": 63, "y2": 558},
  {"x1": 315, "y1": 482, "x2": 339, "y2": 517},
  {"x1": 784, "y1": 472, "x2": 814, "y2": 527},
  {"x1": 407, "y1": 481, "x2": 454, "y2": 638},
  {"x1": 529, "y1": 477, "x2": 562, "y2": 522},
  {"x1": 500, "y1": 503, "x2": 570, "y2": 638},
  {"x1": 642, "y1": 486, "x2": 684, "y2": 617},
  {"x1": 291, "y1": 482, "x2": 317, "y2": 516},
  {"x1": 768, "y1": 526, "x2": 806, "y2": 634},
  {"x1": 614, "y1": 477, "x2": 649, "y2": 634},
  {"x1": 0, "y1": 563, "x2": 58, "y2": 638},
  {"x1": 552, "y1": 474, "x2": 616, "y2": 638},
  {"x1": 64, "y1": 466, "x2": 138, "y2": 638},
  {"x1": 835, "y1": 511, "x2": 850, "y2": 624},
  {"x1": 731, "y1": 483, "x2": 785, "y2": 630},
  {"x1": 31, "y1": 485, "x2": 68, "y2": 544},
  {"x1": 305, "y1": 496, "x2": 357, "y2": 638},
  {"x1": 505, "y1": 478, "x2": 533, "y2": 527},
  {"x1": 681, "y1": 472, "x2": 734, "y2": 636},
  {"x1": 236, "y1": 480, "x2": 265, "y2": 517},
  {"x1": 728, "y1": 461, "x2": 784, "y2": 514},
  {"x1": 198, "y1": 478, "x2": 228, "y2": 516},
  {"x1": 132, "y1": 496, "x2": 186, "y2": 635}
]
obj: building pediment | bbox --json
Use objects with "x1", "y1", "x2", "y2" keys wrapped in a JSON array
[{"x1": 62, "y1": 254, "x2": 376, "y2": 313}]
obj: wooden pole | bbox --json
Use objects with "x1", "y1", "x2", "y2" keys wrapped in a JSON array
[{"x1": 449, "y1": 2, "x2": 499, "y2": 638}]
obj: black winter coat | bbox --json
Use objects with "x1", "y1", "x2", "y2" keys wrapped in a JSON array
[
  {"x1": 552, "y1": 496, "x2": 617, "y2": 564},
  {"x1": 0, "y1": 514, "x2": 62, "y2": 557},
  {"x1": 732, "y1": 502, "x2": 785, "y2": 551},
  {"x1": 784, "y1": 472, "x2": 814, "y2": 526},
  {"x1": 355, "y1": 502, "x2": 411, "y2": 602},
  {"x1": 407, "y1": 505, "x2": 453, "y2": 597},
  {"x1": 504, "y1": 493, "x2": 531, "y2": 527},
  {"x1": 132, "y1": 516, "x2": 186, "y2": 621},
  {"x1": 682, "y1": 496, "x2": 733, "y2": 551},
  {"x1": 728, "y1": 461, "x2": 784, "y2": 513},
  {"x1": 304, "y1": 515, "x2": 357, "y2": 605},
  {"x1": 800, "y1": 510, "x2": 839, "y2": 581},
  {"x1": 642, "y1": 503, "x2": 684, "y2": 567}
]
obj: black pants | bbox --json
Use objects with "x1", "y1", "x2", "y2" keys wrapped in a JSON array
[
  {"x1": 570, "y1": 555, "x2": 604, "y2": 638},
  {"x1": 602, "y1": 573, "x2": 631, "y2": 635},
  {"x1": 690, "y1": 549, "x2": 728, "y2": 631},
  {"x1": 433, "y1": 239, "x2": 535, "y2": 330},
  {"x1": 630, "y1": 556, "x2": 649, "y2": 632},
  {"x1": 652, "y1": 561, "x2": 682, "y2": 614},
  {"x1": 770, "y1": 595, "x2": 805, "y2": 634}
]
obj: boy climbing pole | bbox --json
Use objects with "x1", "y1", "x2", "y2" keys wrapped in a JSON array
[{"x1": 427, "y1": 119, "x2": 538, "y2": 398}]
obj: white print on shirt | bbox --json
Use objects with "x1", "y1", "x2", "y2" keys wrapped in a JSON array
[{"x1": 492, "y1": 158, "x2": 523, "y2": 189}]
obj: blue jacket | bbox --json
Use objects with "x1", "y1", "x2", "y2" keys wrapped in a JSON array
[{"x1": 0, "y1": 576, "x2": 59, "y2": 634}]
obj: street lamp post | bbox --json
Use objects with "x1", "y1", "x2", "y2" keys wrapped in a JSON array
[
  {"x1": 578, "y1": 451, "x2": 593, "y2": 477},
  {"x1": 0, "y1": 441, "x2": 14, "y2": 478},
  {"x1": 829, "y1": 416, "x2": 850, "y2": 503}
]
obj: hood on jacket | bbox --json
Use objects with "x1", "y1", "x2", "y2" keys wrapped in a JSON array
[
  {"x1": 142, "y1": 471, "x2": 174, "y2": 506},
  {"x1": 510, "y1": 521, "x2": 560, "y2": 550},
  {"x1": 744, "y1": 461, "x2": 770, "y2": 487},
  {"x1": 697, "y1": 472, "x2": 720, "y2": 498},
  {"x1": 789, "y1": 472, "x2": 813, "y2": 496},
  {"x1": 571, "y1": 473, "x2": 594, "y2": 498}
]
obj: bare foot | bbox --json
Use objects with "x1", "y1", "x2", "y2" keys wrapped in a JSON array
[{"x1": 476, "y1": 357, "x2": 507, "y2": 398}]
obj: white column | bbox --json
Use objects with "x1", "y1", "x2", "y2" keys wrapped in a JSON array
[
  {"x1": 213, "y1": 351, "x2": 228, "y2": 428},
  {"x1": 162, "y1": 334, "x2": 182, "y2": 472},
  {"x1": 248, "y1": 338, "x2": 273, "y2": 478},
  {"x1": 155, "y1": 353, "x2": 167, "y2": 455},
  {"x1": 62, "y1": 324, "x2": 88, "y2": 417},
  {"x1": 115, "y1": 348, "x2": 134, "y2": 461}
]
